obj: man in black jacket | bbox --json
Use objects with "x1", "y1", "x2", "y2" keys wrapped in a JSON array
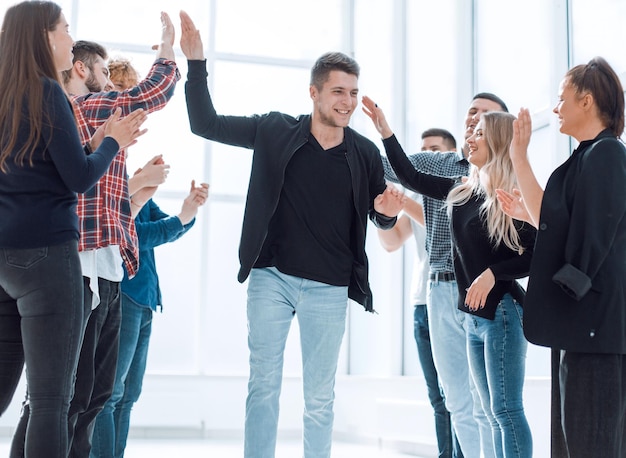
[{"x1": 180, "y1": 11, "x2": 404, "y2": 458}]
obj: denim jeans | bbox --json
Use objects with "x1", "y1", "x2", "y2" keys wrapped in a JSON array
[
  {"x1": 91, "y1": 294, "x2": 153, "y2": 458},
  {"x1": 554, "y1": 351, "x2": 626, "y2": 457},
  {"x1": 466, "y1": 294, "x2": 532, "y2": 458},
  {"x1": 245, "y1": 267, "x2": 348, "y2": 458},
  {"x1": 0, "y1": 240, "x2": 86, "y2": 458},
  {"x1": 413, "y1": 304, "x2": 463, "y2": 458},
  {"x1": 67, "y1": 277, "x2": 122, "y2": 457},
  {"x1": 427, "y1": 279, "x2": 493, "y2": 458}
]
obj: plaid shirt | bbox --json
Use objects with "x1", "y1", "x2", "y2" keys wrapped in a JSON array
[
  {"x1": 73, "y1": 58, "x2": 180, "y2": 277},
  {"x1": 382, "y1": 151, "x2": 469, "y2": 272}
]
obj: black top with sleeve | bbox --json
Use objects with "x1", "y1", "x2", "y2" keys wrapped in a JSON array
[
  {"x1": 523, "y1": 129, "x2": 626, "y2": 353},
  {"x1": 255, "y1": 136, "x2": 354, "y2": 286},
  {"x1": 0, "y1": 78, "x2": 120, "y2": 249},
  {"x1": 184, "y1": 60, "x2": 396, "y2": 310},
  {"x1": 383, "y1": 135, "x2": 536, "y2": 320}
]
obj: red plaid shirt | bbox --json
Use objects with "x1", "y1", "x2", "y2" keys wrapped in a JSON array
[{"x1": 73, "y1": 58, "x2": 180, "y2": 277}]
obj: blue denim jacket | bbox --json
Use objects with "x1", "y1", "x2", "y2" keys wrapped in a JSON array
[{"x1": 121, "y1": 199, "x2": 194, "y2": 311}]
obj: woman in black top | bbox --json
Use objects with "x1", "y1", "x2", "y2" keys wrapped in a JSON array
[
  {"x1": 499, "y1": 57, "x2": 626, "y2": 458},
  {"x1": 0, "y1": 2, "x2": 145, "y2": 456},
  {"x1": 363, "y1": 97, "x2": 535, "y2": 458}
]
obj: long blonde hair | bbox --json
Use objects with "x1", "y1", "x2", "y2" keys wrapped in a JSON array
[{"x1": 447, "y1": 111, "x2": 524, "y2": 253}]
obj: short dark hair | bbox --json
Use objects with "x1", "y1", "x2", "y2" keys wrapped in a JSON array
[
  {"x1": 473, "y1": 92, "x2": 508, "y2": 113},
  {"x1": 566, "y1": 56, "x2": 625, "y2": 137},
  {"x1": 310, "y1": 52, "x2": 360, "y2": 90},
  {"x1": 421, "y1": 128, "x2": 457, "y2": 150},
  {"x1": 61, "y1": 40, "x2": 108, "y2": 86}
]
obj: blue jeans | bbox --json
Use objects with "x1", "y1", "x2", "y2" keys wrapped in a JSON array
[
  {"x1": 413, "y1": 304, "x2": 463, "y2": 458},
  {"x1": 245, "y1": 267, "x2": 348, "y2": 458},
  {"x1": 0, "y1": 240, "x2": 86, "y2": 458},
  {"x1": 91, "y1": 294, "x2": 153, "y2": 458},
  {"x1": 427, "y1": 279, "x2": 493, "y2": 458},
  {"x1": 466, "y1": 294, "x2": 532, "y2": 458}
]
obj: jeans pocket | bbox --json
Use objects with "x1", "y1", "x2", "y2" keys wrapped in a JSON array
[{"x1": 4, "y1": 247, "x2": 48, "y2": 269}]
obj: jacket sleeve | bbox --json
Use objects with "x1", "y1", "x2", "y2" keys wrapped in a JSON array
[
  {"x1": 44, "y1": 80, "x2": 120, "y2": 193},
  {"x1": 553, "y1": 138, "x2": 626, "y2": 300},
  {"x1": 382, "y1": 135, "x2": 455, "y2": 200},
  {"x1": 135, "y1": 200, "x2": 195, "y2": 251},
  {"x1": 78, "y1": 58, "x2": 180, "y2": 125},
  {"x1": 184, "y1": 60, "x2": 262, "y2": 149},
  {"x1": 489, "y1": 223, "x2": 537, "y2": 280}
]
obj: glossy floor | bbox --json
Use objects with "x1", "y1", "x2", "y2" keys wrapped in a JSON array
[{"x1": 0, "y1": 437, "x2": 422, "y2": 457}]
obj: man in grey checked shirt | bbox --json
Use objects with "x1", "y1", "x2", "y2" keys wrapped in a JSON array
[{"x1": 382, "y1": 93, "x2": 508, "y2": 458}]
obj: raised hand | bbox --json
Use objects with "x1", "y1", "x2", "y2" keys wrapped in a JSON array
[
  {"x1": 374, "y1": 184, "x2": 406, "y2": 218},
  {"x1": 129, "y1": 155, "x2": 171, "y2": 197},
  {"x1": 104, "y1": 108, "x2": 148, "y2": 150},
  {"x1": 510, "y1": 108, "x2": 532, "y2": 163},
  {"x1": 180, "y1": 10, "x2": 204, "y2": 60},
  {"x1": 178, "y1": 180, "x2": 210, "y2": 224},
  {"x1": 134, "y1": 155, "x2": 170, "y2": 186},
  {"x1": 152, "y1": 12, "x2": 176, "y2": 61},
  {"x1": 361, "y1": 96, "x2": 393, "y2": 139},
  {"x1": 495, "y1": 188, "x2": 535, "y2": 227}
]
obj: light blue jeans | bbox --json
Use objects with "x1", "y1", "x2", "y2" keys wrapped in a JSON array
[
  {"x1": 91, "y1": 294, "x2": 153, "y2": 458},
  {"x1": 466, "y1": 294, "x2": 532, "y2": 458},
  {"x1": 427, "y1": 279, "x2": 493, "y2": 458},
  {"x1": 245, "y1": 267, "x2": 348, "y2": 458}
]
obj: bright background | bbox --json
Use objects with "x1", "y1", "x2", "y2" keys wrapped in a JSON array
[{"x1": 1, "y1": 0, "x2": 625, "y2": 455}]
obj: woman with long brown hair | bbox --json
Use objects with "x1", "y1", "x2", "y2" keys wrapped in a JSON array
[{"x1": 0, "y1": 2, "x2": 145, "y2": 455}]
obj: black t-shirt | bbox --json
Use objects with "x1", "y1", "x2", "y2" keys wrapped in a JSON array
[{"x1": 254, "y1": 135, "x2": 355, "y2": 286}]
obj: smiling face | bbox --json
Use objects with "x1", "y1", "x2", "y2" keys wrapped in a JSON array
[
  {"x1": 553, "y1": 78, "x2": 587, "y2": 140},
  {"x1": 47, "y1": 13, "x2": 74, "y2": 73},
  {"x1": 463, "y1": 97, "x2": 504, "y2": 150},
  {"x1": 310, "y1": 70, "x2": 359, "y2": 129},
  {"x1": 466, "y1": 120, "x2": 489, "y2": 169}
]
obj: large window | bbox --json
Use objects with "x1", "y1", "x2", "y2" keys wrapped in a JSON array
[{"x1": 4, "y1": 0, "x2": 622, "y2": 381}]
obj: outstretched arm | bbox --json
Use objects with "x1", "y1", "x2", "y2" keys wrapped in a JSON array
[{"x1": 510, "y1": 108, "x2": 544, "y2": 227}]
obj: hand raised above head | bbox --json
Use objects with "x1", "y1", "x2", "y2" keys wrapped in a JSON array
[
  {"x1": 160, "y1": 11, "x2": 175, "y2": 47},
  {"x1": 180, "y1": 10, "x2": 205, "y2": 60},
  {"x1": 152, "y1": 12, "x2": 176, "y2": 61}
]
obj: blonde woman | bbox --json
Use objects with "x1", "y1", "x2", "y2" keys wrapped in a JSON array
[{"x1": 363, "y1": 96, "x2": 535, "y2": 458}]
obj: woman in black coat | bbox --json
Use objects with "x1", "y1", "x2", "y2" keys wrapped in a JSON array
[{"x1": 498, "y1": 56, "x2": 626, "y2": 457}]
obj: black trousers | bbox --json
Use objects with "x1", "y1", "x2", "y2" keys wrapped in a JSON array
[
  {"x1": 0, "y1": 240, "x2": 85, "y2": 458},
  {"x1": 551, "y1": 349, "x2": 626, "y2": 458},
  {"x1": 10, "y1": 277, "x2": 122, "y2": 458}
]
